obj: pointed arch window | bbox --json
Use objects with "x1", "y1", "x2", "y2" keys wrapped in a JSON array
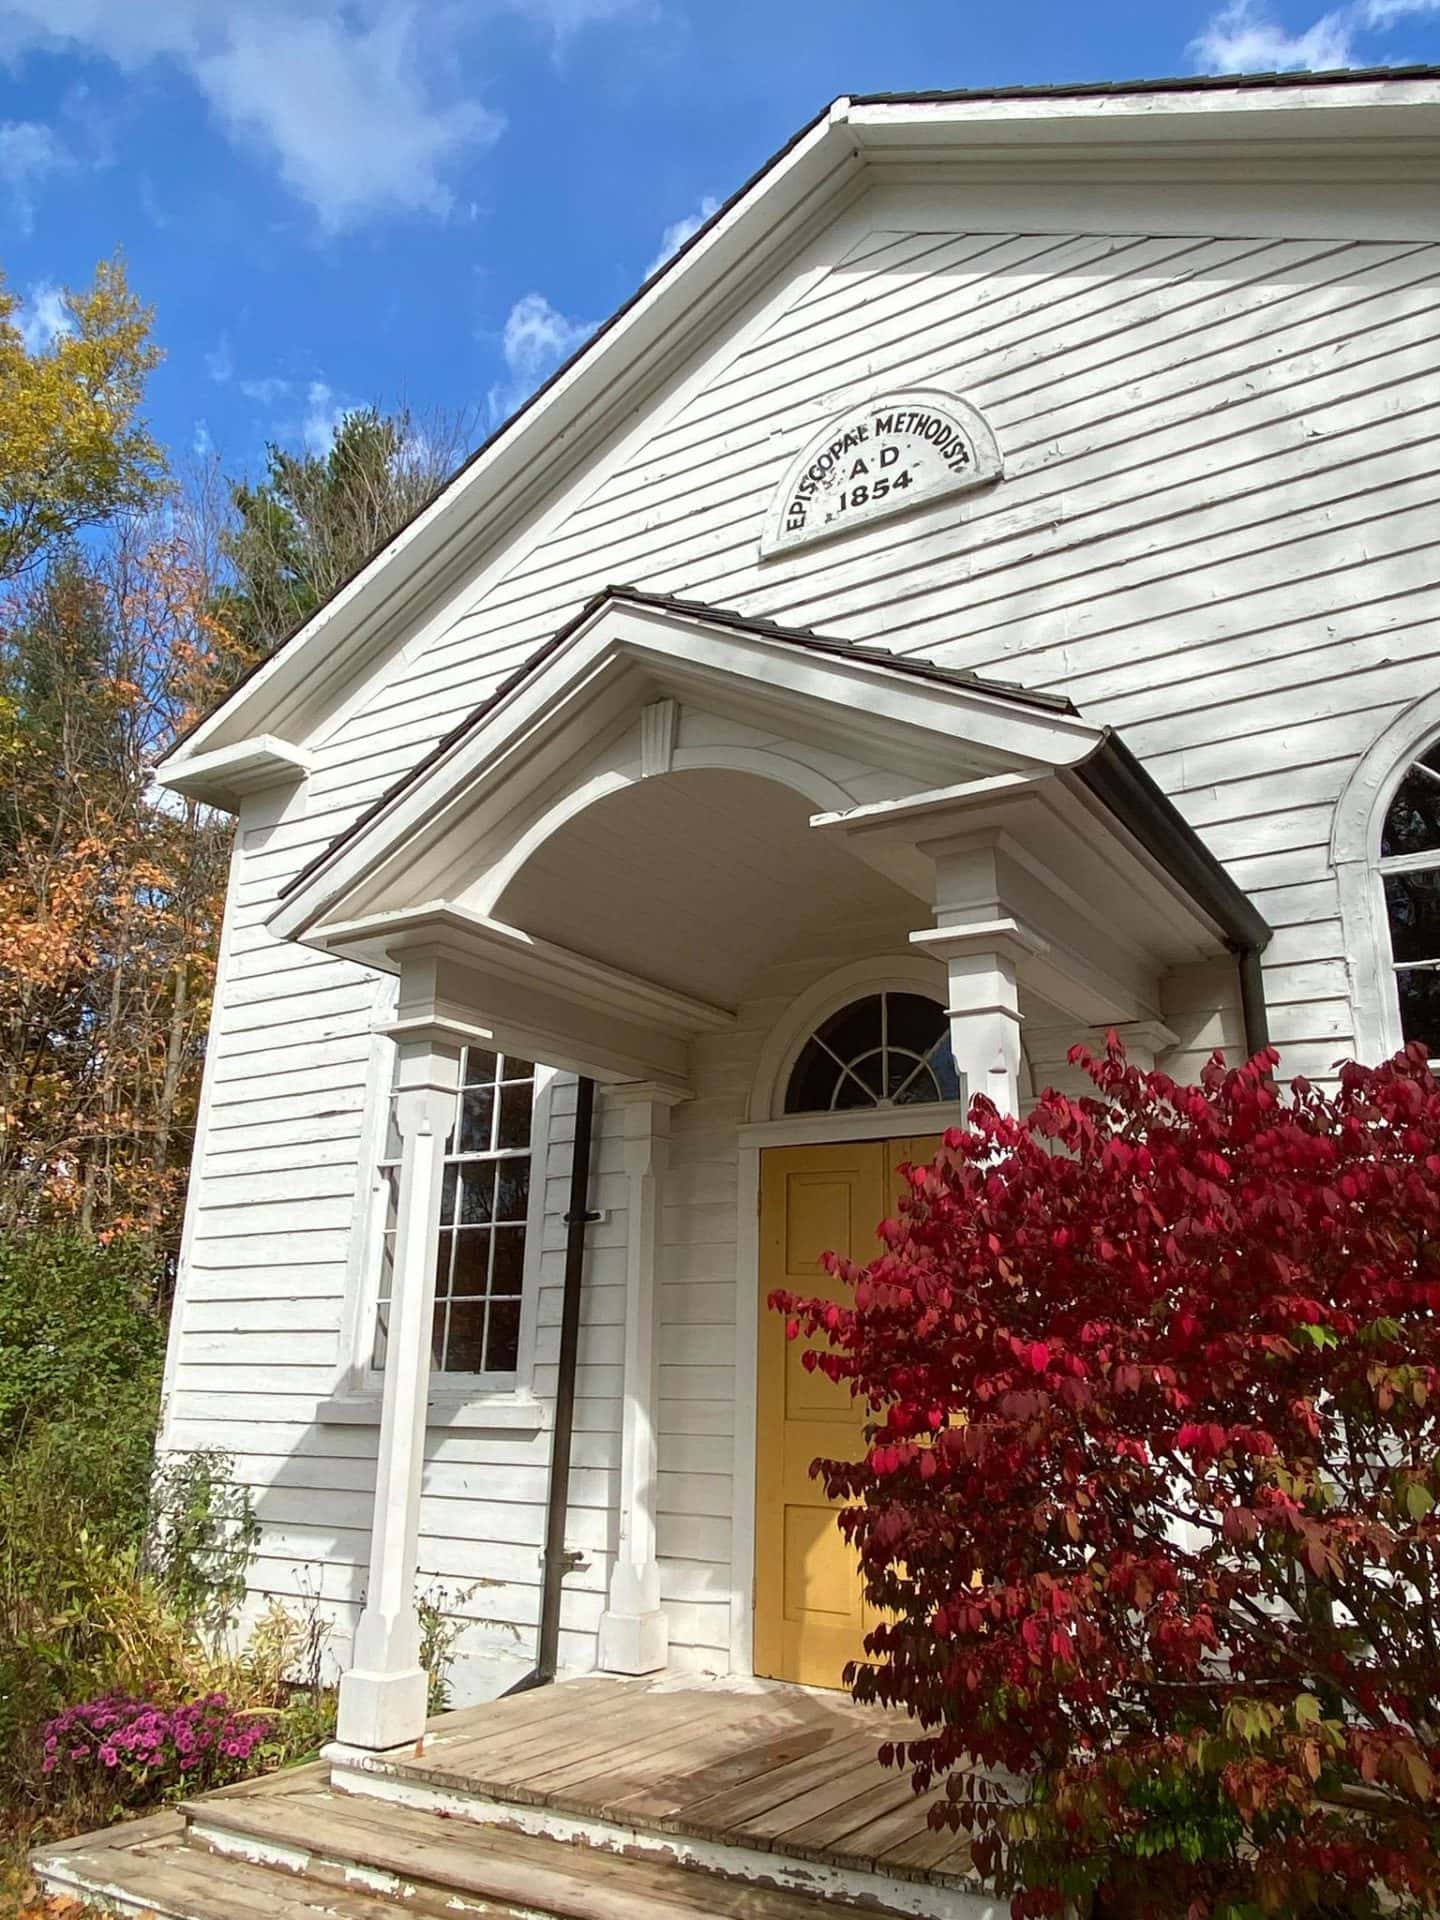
[
  {"x1": 784, "y1": 992, "x2": 959, "y2": 1114},
  {"x1": 1380, "y1": 742, "x2": 1440, "y2": 1058}
]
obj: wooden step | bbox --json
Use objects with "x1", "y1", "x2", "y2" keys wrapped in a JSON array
[
  {"x1": 30, "y1": 1814, "x2": 521, "y2": 1920},
  {"x1": 185, "y1": 1780, "x2": 909, "y2": 1920}
]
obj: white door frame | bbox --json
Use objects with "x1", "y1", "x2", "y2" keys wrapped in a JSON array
[{"x1": 727, "y1": 1101, "x2": 963, "y2": 1676}]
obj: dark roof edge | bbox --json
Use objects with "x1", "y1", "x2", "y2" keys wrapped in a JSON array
[
  {"x1": 851, "y1": 65, "x2": 1440, "y2": 107},
  {"x1": 279, "y1": 584, "x2": 1078, "y2": 905},
  {"x1": 599, "y1": 585, "x2": 1077, "y2": 714},
  {"x1": 1075, "y1": 732, "x2": 1272, "y2": 956}
]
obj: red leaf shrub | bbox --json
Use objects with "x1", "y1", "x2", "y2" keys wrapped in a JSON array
[{"x1": 774, "y1": 1041, "x2": 1440, "y2": 1918}]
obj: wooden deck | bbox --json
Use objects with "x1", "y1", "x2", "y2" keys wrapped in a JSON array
[
  {"x1": 334, "y1": 1673, "x2": 979, "y2": 1899},
  {"x1": 33, "y1": 1675, "x2": 994, "y2": 1920}
]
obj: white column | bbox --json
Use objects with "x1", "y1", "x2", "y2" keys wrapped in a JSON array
[
  {"x1": 336, "y1": 1024, "x2": 462, "y2": 1751},
  {"x1": 910, "y1": 919, "x2": 1047, "y2": 1120},
  {"x1": 598, "y1": 1084, "x2": 684, "y2": 1674}
]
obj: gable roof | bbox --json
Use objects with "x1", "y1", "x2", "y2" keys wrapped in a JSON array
[
  {"x1": 278, "y1": 583, "x2": 1077, "y2": 906},
  {"x1": 852, "y1": 65, "x2": 1440, "y2": 106},
  {"x1": 271, "y1": 585, "x2": 1268, "y2": 988},
  {"x1": 156, "y1": 66, "x2": 1440, "y2": 778}
]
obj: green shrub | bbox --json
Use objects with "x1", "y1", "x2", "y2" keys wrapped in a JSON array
[
  {"x1": 148, "y1": 1448, "x2": 261, "y2": 1639},
  {"x1": 0, "y1": 1230, "x2": 168, "y2": 1779},
  {"x1": 0, "y1": 1230, "x2": 164, "y2": 1439}
]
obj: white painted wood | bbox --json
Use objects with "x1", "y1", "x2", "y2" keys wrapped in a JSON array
[
  {"x1": 150, "y1": 89, "x2": 1440, "y2": 1706},
  {"x1": 336, "y1": 1025, "x2": 463, "y2": 1750},
  {"x1": 598, "y1": 1085, "x2": 685, "y2": 1673}
]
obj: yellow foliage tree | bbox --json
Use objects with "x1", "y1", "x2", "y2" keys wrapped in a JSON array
[{"x1": 0, "y1": 256, "x2": 165, "y2": 583}]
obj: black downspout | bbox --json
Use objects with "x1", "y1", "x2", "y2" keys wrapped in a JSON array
[
  {"x1": 503, "y1": 1074, "x2": 597, "y2": 1696},
  {"x1": 1236, "y1": 944, "x2": 1272, "y2": 1059}
]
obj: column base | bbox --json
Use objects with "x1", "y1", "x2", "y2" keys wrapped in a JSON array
[
  {"x1": 336, "y1": 1664, "x2": 429, "y2": 1752},
  {"x1": 598, "y1": 1608, "x2": 669, "y2": 1675}
]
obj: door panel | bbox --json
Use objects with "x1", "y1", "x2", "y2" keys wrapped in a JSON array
[{"x1": 754, "y1": 1135, "x2": 938, "y2": 1688}]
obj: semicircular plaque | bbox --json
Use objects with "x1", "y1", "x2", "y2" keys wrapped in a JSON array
[{"x1": 760, "y1": 387, "x2": 1002, "y2": 557}]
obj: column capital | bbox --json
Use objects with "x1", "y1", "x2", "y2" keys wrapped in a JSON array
[
  {"x1": 605, "y1": 1080, "x2": 692, "y2": 1109},
  {"x1": 909, "y1": 915, "x2": 1050, "y2": 968},
  {"x1": 378, "y1": 1014, "x2": 494, "y2": 1053}
]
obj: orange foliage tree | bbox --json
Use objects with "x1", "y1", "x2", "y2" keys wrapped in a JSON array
[{"x1": 0, "y1": 512, "x2": 253, "y2": 1259}]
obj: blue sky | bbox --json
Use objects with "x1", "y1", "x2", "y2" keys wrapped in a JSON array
[{"x1": 4, "y1": 0, "x2": 1440, "y2": 484}]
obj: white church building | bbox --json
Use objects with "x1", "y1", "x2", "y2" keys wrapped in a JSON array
[{"x1": 152, "y1": 66, "x2": 1440, "y2": 1751}]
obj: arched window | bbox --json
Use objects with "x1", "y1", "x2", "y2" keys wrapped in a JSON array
[
  {"x1": 1380, "y1": 743, "x2": 1440, "y2": 1058},
  {"x1": 784, "y1": 992, "x2": 959, "y2": 1114}
]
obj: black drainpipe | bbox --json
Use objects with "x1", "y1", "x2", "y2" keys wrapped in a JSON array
[
  {"x1": 1236, "y1": 944, "x2": 1271, "y2": 1058},
  {"x1": 1074, "y1": 735, "x2": 1274, "y2": 1064},
  {"x1": 503, "y1": 1074, "x2": 597, "y2": 1696}
]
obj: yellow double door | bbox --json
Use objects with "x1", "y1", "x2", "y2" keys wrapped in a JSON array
[{"x1": 754, "y1": 1135, "x2": 938, "y2": 1690}]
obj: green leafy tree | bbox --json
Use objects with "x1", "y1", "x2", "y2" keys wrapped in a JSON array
[
  {"x1": 220, "y1": 406, "x2": 467, "y2": 656},
  {"x1": 0, "y1": 256, "x2": 165, "y2": 582}
]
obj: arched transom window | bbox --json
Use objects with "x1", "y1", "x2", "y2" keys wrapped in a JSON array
[
  {"x1": 1381, "y1": 743, "x2": 1440, "y2": 1058},
  {"x1": 784, "y1": 992, "x2": 960, "y2": 1114}
]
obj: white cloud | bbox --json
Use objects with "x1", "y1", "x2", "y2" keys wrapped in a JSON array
[
  {"x1": 193, "y1": 419, "x2": 214, "y2": 458},
  {"x1": 645, "y1": 193, "x2": 719, "y2": 277},
  {"x1": 0, "y1": 118, "x2": 71, "y2": 230},
  {"x1": 1190, "y1": 0, "x2": 1440, "y2": 70},
  {"x1": 0, "y1": 2, "x2": 502, "y2": 231},
  {"x1": 239, "y1": 375, "x2": 292, "y2": 406},
  {"x1": 0, "y1": 0, "x2": 656, "y2": 230},
  {"x1": 192, "y1": 8, "x2": 501, "y2": 232},
  {"x1": 204, "y1": 331, "x2": 234, "y2": 383},
  {"x1": 299, "y1": 379, "x2": 353, "y2": 455},
  {"x1": 486, "y1": 291, "x2": 591, "y2": 424},
  {"x1": 1190, "y1": 0, "x2": 1354, "y2": 69},
  {"x1": 16, "y1": 282, "x2": 73, "y2": 354}
]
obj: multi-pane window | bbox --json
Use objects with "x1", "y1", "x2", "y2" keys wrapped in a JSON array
[
  {"x1": 372, "y1": 1047, "x2": 536, "y2": 1377},
  {"x1": 1381, "y1": 744, "x2": 1440, "y2": 1059},
  {"x1": 784, "y1": 992, "x2": 960, "y2": 1114}
]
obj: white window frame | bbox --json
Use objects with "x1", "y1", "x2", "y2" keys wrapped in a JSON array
[
  {"x1": 1333, "y1": 693, "x2": 1440, "y2": 1067},
  {"x1": 322, "y1": 1033, "x2": 555, "y2": 1425}
]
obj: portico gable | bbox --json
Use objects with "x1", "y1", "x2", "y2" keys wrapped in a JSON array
[{"x1": 272, "y1": 586, "x2": 1265, "y2": 1102}]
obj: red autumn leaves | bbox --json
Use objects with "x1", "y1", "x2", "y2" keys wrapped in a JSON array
[{"x1": 773, "y1": 1039, "x2": 1440, "y2": 1918}]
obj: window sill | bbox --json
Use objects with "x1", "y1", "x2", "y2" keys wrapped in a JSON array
[{"x1": 313, "y1": 1391, "x2": 548, "y2": 1433}]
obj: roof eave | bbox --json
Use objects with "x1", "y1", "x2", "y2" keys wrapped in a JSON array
[
  {"x1": 166, "y1": 99, "x2": 862, "y2": 765},
  {"x1": 160, "y1": 69, "x2": 1440, "y2": 766}
]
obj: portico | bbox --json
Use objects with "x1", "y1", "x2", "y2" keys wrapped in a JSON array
[{"x1": 269, "y1": 585, "x2": 1267, "y2": 1750}]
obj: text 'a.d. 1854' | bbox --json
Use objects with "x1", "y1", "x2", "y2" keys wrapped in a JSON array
[{"x1": 761, "y1": 390, "x2": 1002, "y2": 557}]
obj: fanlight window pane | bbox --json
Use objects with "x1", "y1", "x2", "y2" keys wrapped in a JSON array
[
  {"x1": 374, "y1": 1045, "x2": 537, "y2": 1376},
  {"x1": 1382, "y1": 747, "x2": 1440, "y2": 859},
  {"x1": 783, "y1": 993, "x2": 959, "y2": 1116}
]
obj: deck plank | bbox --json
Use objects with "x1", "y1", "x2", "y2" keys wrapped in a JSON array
[
  {"x1": 811, "y1": 1781, "x2": 950, "y2": 1862},
  {"x1": 402, "y1": 1677, "x2": 640, "y2": 1772},
  {"x1": 529, "y1": 1695, "x2": 807, "y2": 1802},
  {"x1": 681, "y1": 1732, "x2": 887, "y2": 1831},
  {"x1": 606, "y1": 1718, "x2": 839, "y2": 1823},
  {"x1": 881, "y1": 1815, "x2": 976, "y2": 1872},
  {"x1": 406, "y1": 1676, "x2": 675, "y2": 1778},
  {"x1": 503, "y1": 1686, "x2": 752, "y2": 1793}
]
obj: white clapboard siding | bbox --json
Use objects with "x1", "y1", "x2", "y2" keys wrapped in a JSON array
[{"x1": 163, "y1": 189, "x2": 1440, "y2": 1687}]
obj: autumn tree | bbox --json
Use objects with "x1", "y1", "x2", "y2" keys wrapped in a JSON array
[
  {"x1": 0, "y1": 515, "x2": 238, "y2": 1254},
  {"x1": 0, "y1": 257, "x2": 165, "y2": 582},
  {"x1": 777, "y1": 1040, "x2": 1440, "y2": 1919}
]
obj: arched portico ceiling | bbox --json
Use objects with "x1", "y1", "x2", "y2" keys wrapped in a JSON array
[
  {"x1": 492, "y1": 767, "x2": 923, "y2": 1008},
  {"x1": 268, "y1": 587, "x2": 1268, "y2": 1088},
  {"x1": 271, "y1": 585, "x2": 1101, "y2": 951}
]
